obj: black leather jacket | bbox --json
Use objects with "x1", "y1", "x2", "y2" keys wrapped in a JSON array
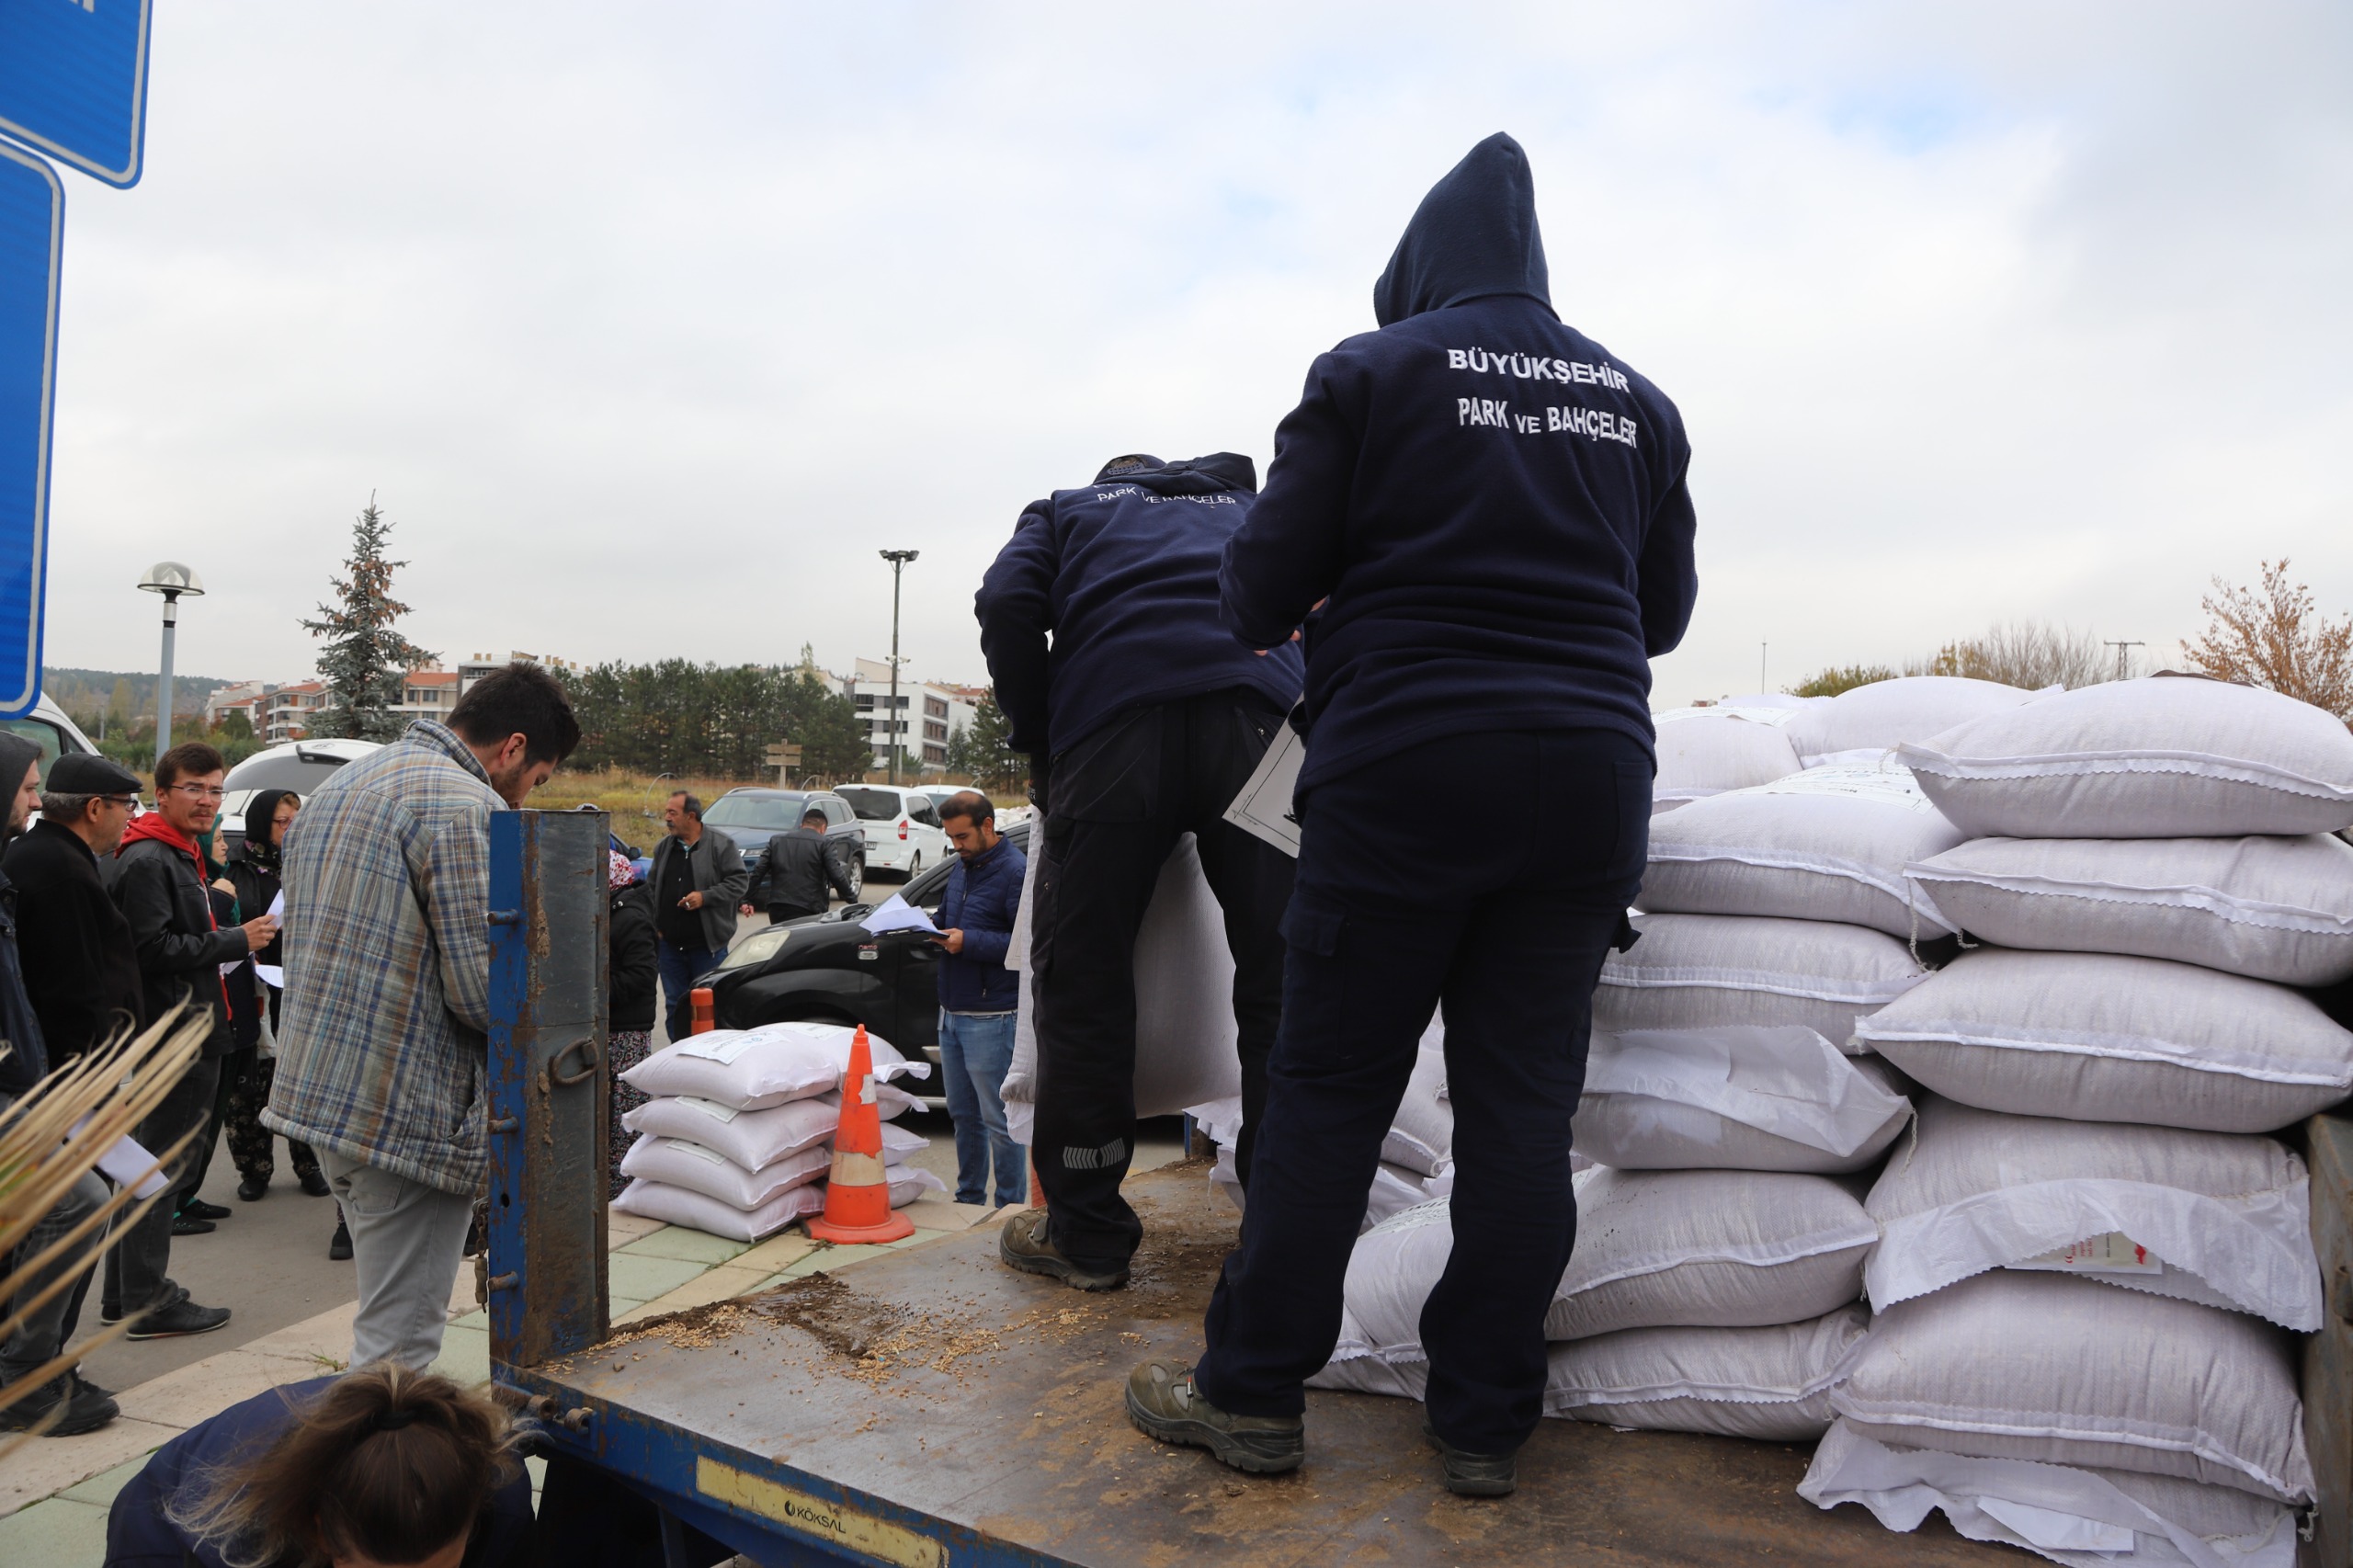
[
  {"x1": 749, "y1": 828, "x2": 856, "y2": 915},
  {"x1": 109, "y1": 836, "x2": 244, "y2": 1057}
]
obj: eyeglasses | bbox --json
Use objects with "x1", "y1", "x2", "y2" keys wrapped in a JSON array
[
  {"x1": 165, "y1": 784, "x2": 226, "y2": 801},
  {"x1": 98, "y1": 795, "x2": 139, "y2": 810}
]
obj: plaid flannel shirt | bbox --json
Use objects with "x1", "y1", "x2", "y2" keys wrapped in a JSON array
[{"x1": 261, "y1": 720, "x2": 503, "y2": 1195}]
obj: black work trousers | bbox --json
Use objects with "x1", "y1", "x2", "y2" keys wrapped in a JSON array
[
  {"x1": 1030, "y1": 688, "x2": 1295, "y2": 1272},
  {"x1": 1195, "y1": 726, "x2": 1650, "y2": 1455}
]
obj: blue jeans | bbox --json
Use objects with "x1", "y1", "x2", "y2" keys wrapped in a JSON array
[
  {"x1": 937, "y1": 1009, "x2": 1025, "y2": 1207},
  {"x1": 656, "y1": 939, "x2": 724, "y2": 1040}
]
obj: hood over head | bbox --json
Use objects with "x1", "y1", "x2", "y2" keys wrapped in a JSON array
[
  {"x1": 1091, "y1": 451, "x2": 1258, "y2": 495},
  {"x1": 0, "y1": 733, "x2": 40, "y2": 841},
  {"x1": 1372, "y1": 132, "x2": 1552, "y2": 327}
]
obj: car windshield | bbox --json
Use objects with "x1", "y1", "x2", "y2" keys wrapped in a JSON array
[
  {"x1": 836, "y1": 787, "x2": 904, "y2": 822},
  {"x1": 220, "y1": 755, "x2": 351, "y2": 793},
  {"x1": 703, "y1": 794, "x2": 811, "y2": 832}
]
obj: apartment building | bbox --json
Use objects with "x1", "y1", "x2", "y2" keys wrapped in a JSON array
[{"x1": 835, "y1": 657, "x2": 977, "y2": 771}]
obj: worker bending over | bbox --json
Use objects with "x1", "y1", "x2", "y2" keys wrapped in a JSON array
[
  {"x1": 977, "y1": 451, "x2": 1303, "y2": 1290},
  {"x1": 1128, "y1": 133, "x2": 1699, "y2": 1494}
]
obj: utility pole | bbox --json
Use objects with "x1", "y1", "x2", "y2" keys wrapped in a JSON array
[
  {"x1": 1760, "y1": 642, "x2": 1768, "y2": 693},
  {"x1": 137, "y1": 562, "x2": 205, "y2": 762},
  {"x1": 2103, "y1": 640, "x2": 2145, "y2": 683},
  {"x1": 879, "y1": 550, "x2": 919, "y2": 784}
]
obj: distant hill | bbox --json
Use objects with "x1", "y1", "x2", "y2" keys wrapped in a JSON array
[{"x1": 43, "y1": 666, "x2": 248, "y2": 721}]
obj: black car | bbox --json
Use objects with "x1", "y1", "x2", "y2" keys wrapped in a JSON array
[
  {"x1": 700, "y1": 788, "x2": 866, "y2": 903},
  {"x1": 706, "y1": 822, "x2": 1030, "y2": 1075}
]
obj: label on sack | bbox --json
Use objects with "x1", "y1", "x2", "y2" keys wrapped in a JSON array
[
  {"x1": 667, "y1": 1139, "x2": 730, "y2": 1165},
  {"x1": 676, "y1": 1096, "x2": 740, "y2": 1124},
  {"x1": 677, "y1": 1033, "x2": 757, "y2": 1065},
  {"x1": 1755, "y1": 761, "x2": 1938, "y2": 813},
  {"x1": 2006, "y1": 1232, "x2": 2164, "y2": 1276}
]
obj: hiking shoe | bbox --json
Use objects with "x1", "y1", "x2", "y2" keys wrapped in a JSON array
[
  {"x1": 328, "y1": 1221, "x2": 353, "y2": 1261},
  {"x1": 1125, "y1": 1361, "x2": 1304, "y2": 1475},
  {"x1": 183, "y1": 1199, "x2": 232, "y2": 1221},
  {"x1": 299, "y1": 1169, "x2": 332, "y2": 1198},
  {"x1": 126, "y1": 1298, "x2": 232, "y2": 1340},
  {"x1": 997, "y1": 1209, "x2": 1128, "y2": 1291},
  {"x1": 1425, "y1": 1419, "x2": 1517, "y2": 1497},
  {"x1": 237, "y1": 1177, "x2": 269, "y2": 1202},
  {"x1": 0, "y1": 1373, "x2": 119, "y2": 1437}
]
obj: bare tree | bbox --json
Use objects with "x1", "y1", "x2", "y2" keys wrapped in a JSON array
[
  {"x1": 2182, "y1": 560, "x2": 2353, "y2": 722},
  {"x1": 1904, "y1": 620, "x2": 2108, "y2": 689}
]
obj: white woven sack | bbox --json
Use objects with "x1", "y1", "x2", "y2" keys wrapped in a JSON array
[
  {"x1": 885, "y1": 1165, "x2": 948, "y2": 1207},
  {"x1": 1801, "y1": 1421, "x2": 2299, "y2": 1568},
  {"x1": 1573, "y1": 1027, "x2": 1913, "y2": 1174},
  {"x1": 1863, "y1": 1097, "x2": 2319, "y2": 1330},
  {"x1": 1830, "y1": 1271, "x2": 2313, "y2": 1503},
  {"x1": 611, "y1": 1176, "x2": 824, "y2": 1243},
  {"x1": 620, "y1": 1022, "x2": 921, "y2": 1111},
  {"x1": 1363, "y1": 1162, "x2": 1452, "y2": 1233},
  {"x1": 1382, "y1": 1022, "x2": 1452, "y2": 1176},
  {"x1": 1899, "y1": 677, "x2": 2353, "y2": 840},
  {"x1": 620, "y1": 1135, "x2": 830, "y2": 1210},
  {"x1": 623, "y1": 1095, "x2": 837, "y2": 1171},
  {"x1": 1597, "y1": 914, "x2": 1930, "y2": 1051},
  {"x1": 1652, "y1": 707, "x2": 1804, "y2": 812},
  {"x1": 1315, "y1": 1307, "x2": 1867, "y2": 1443},
  {"x1": 1003, "y1": 833, "x2": 1241, "y2": 1141},
  {"x1": 1855, "y1": 948, "x2": 2353, "y2": 1133},
  {"x1": 1782, "y1": 676, "x2": 2046, "y2": 768},
  {"x1": 1642, "y1": 763, "x2": 1966, "y2": 937},
  {"x1": 1905, "y1": 834, "x2": 2353, "y2": 986},
  {"x1": 811, "y1": 1084, "x2": 919, "y2": 1122},
  {"x1": 1541, "y1": 1305, "x2": 1868, "y2": 1440}
]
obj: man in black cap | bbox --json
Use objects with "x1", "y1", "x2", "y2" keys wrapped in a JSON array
[
  {"x1": 7, "y1": 752, "x2": 145, "y2": 1066},
  {"x1": 0, "y1": 741, "x2": 126, "y2": 1435}
]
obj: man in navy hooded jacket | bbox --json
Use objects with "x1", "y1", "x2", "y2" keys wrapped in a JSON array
[
  {"x1": 1126, "y1": 135, "x2": 1698, "y2": 1494},
  {"x1": 977, "y1": 452, "x2": 1303, "y2": 1290}
]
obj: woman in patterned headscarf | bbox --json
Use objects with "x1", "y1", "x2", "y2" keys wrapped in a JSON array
[{"x1": 605, "y1": 849, "x2": 657, "y2": 1199}]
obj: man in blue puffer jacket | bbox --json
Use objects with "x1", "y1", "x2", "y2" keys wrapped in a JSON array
[{"x1": 930, "y1": 791, "x2": 1029, "y2": 1209}]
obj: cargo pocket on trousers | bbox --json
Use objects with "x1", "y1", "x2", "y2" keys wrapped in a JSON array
[
  {"x1": 1050, "y1": 707, "x2": 1160, "y2": 823},
  {"x1": 1279, "y1": 895, "x2": 1345, "y2": 959}
]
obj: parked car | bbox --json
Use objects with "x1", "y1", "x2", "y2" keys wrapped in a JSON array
[
  {"x1": 218, "y1": 738, "x2": 381, "y2": 854},
  {"x1": 699, "y1": 788, "x2": 865, "y2": 903},
  {"x1": 708, "y1": 821, "x2": 1029, "y2": 1090},
  {"x1": 4, "y1": 699, "x2": 99, "y2": 780},
  {"x1": 835, "y1": 783, "x2": 949, "y2": 881}
]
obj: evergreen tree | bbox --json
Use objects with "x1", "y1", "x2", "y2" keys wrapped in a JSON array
[
  {"x1": 946, "y1": 691, "x2": 1025, "y2": 792},
  {"x1": 301, "y1": 498, "x2": 436, "y2": 741},
  {"x1": 786, "y1": 671, "x2": 876, "y2": 783}
]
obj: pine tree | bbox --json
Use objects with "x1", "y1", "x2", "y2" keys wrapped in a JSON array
[
  {"x1": 949, "y1": 691, "x2": 1025, "y2": 792},
  {"x1": 301, "y1": 497, "x2": 437, "y2": 742}
]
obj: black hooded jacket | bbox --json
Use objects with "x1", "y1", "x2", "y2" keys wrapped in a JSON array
[
  {"x1": 0, "y1": 732, "x2": 47, "y2": 1094},
  {"x1": 1220, "y1": 133, "x2": 1699, "y2": 791}
]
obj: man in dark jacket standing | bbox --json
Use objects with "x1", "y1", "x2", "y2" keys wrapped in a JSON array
[
  {"x1": 977, "y1": 451, "x2": 1303, "y2": 1291},
  {"x1": 741, "y1": 806, "x2": 856, "y2": 925},
  {"x1": 107, "y1": 742, "x2": 276, "y2": 1339},
  {"x1": 647, "y1": 791, "x2": 748, "y2": 1040},
  {"x1": 1129, "y1": 135, "x2": 1699, "y2": 1494},
  {"x1": 928, "y1": 792, "x2": 1028, "y2": 1208},
  {"x1": 5, "y1": 752, "x2": 143, "y2": 1067}
]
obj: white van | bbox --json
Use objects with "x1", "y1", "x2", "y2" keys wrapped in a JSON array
[{"x1": 833, "y1": 783, "x2": 951, "y2": 880}]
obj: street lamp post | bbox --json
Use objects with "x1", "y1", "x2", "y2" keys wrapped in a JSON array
[
  {"x1": 136, "y1": 562, "x2": 205, "y2": 763},
  {"x1": 878, "y1": 550, "x2": 918, "y2": 785}
]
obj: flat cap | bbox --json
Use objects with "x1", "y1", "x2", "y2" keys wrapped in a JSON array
[{"x1": 49, "y1": 752, "x2": 144, "y2": 795}]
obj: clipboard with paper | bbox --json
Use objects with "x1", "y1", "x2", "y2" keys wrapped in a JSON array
[{"x1": 1222, "y1": 718, "x2": 1305, "y2": 858}]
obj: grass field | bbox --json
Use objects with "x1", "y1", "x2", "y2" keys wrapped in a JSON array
[{"x1": 525, "y1": 767, "x2": 768, "y2": 854}]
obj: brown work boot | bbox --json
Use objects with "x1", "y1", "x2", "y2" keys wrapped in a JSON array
[
  {"x1": 1125, "y1": 1361, "x2": 1305, "y2": 1474},
  {"x1": 1424, "y1": 1418, "x2": 1517, "y2": 1497},
  {"x1": 996, "y1": 1209, "x2": 1129, "y2": 1291}
]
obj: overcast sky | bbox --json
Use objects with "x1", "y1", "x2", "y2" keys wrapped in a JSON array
[{"x1": 37, "y1": 2, "x2": 2353, "y2": 706}]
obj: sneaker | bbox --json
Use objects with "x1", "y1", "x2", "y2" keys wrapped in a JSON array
[
  {"x1": 996, "y1": 1209, "x2": 1128, "y2": 1291},
  {"x1": 299, "y1": 1169, "x2": 331, "y2": 1198},
  {"x1": 182, "y1": 1199, "x2": 231, "y2": 1221},
  {"x1": 236, "y1": 1177, "x2": 269, "y2": 1202},
  {"x1": 328, "y1": 1221, "x2": 353, "y2": 1261},
  {"x1": 0, "y1": 1373, "x2": 119, "y2": 1437},
  {"x1": 125, "y1": 1297, "x2": 232, "y2": 1340},
  {"x1": 1424, "y1": 1419, "x2": 1517, "y2": 1497},
  {"x1": 170, "y1": 1213, "x2": 216, "y2": 1236},
  {"x1": 1124, "y1": 1361, "x2": 1304, "y2": 1475}
]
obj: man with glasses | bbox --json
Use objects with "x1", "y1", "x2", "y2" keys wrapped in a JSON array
[
  {"x1": 104, "y1": 743, "x2": 275, "y2": 1340},
  {"x1": 0, "y1": 751, "x2": 147, "y2": 1433}
]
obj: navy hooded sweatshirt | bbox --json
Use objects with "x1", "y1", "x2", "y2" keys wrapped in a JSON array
[
  {"x1": 1220, "y1": 132, "x2": 1698, "y2": 792},
  {"x1": 977, "y1": 452, "x2": 1305, "y2": 759}
]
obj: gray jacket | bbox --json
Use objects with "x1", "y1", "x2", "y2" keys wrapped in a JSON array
[{"x1": 647, "y1": 827, "x2": 749, "y2": 954}]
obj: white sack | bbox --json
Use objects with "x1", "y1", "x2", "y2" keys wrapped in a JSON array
[
  {"x1": 1782, "y1": 676, "x2": 2046, "y2": 768},
  {"x1": 1572, "y1": 1027, "x2": 1913, "y2": 1174},
  {"x1": 620, "y1": 1135, "x2": 830, "y2": 1210},
  {"x1": 1863, "y1": 1096, "x2": 2319, "y2": 1330},
  {"x1": 1003, "y1": 833, "x2": 1242, "y2": 1142},
  {"x1": 1363, "y1": 1162, "x2": 1453, "y2": 1233},
  {"x1": 885, "y1": 1165, "x2": 949, "y2": 1208},
  {"x1": 1854, "y1": 948, "x2": 2353, "y2": 1133},
  {"x1": 620, "y1": 1022, "x2": 921, "y2": 1111},
  {"x1": 1641, "y1": 763, "x2": 1966, "y2": 937},
  {"x1": 1905, "y1": 834, "x2": 2353, "y2": 987},
  {"x1": 1652, "y1": 707, "x2": 1804, "y2": 812},
  {"x1": 1829, "y1": 1271, "x2": 2313, "y2": 1503},
  {"x1": 1316, "y1": 1306, "x2": 1868, "y2": 1444},
  {"x1": 812, "y1": 1084, "x2": 919, "y2": 1122},
  {"x1": 612, "y1": 1176, "x2": 824, "y2": 1243},
  {"x1": 1899, "y1": 676, "x2": 2353, "y2": 840},
  {"x1": 624, "y1": 1095, "x2": 837, "y2": 1172},
  {"x1": 1596, "y1": 914, "x2": 1930, "y2": 1051},
  {"x1": 1382, "y1": 1022, "x2": 1452, "y2": 1176},
  {"x1": 1801, "y1": 1420, "x2": 2299, "y2": 1568}
]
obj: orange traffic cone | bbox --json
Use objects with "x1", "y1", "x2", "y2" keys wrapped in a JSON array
[
  {"x1": 688, "y1": 987, "x2": 715, "y2": 1035},
  {"x1": 805, "y1": 1025, "x2": 915, "y2": 1244}
]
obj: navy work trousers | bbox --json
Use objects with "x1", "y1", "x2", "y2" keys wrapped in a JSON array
[{"x1": 1194, "y1": 726, "x2": 1650, "y2": 1455}]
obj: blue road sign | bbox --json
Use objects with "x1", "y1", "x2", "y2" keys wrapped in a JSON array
[
  {"x1": 0, "y1": 0, "x2": 153, "y2": 188},
  {"x1": 0, "y1": 142, "x2": 60, "y2": 717}
]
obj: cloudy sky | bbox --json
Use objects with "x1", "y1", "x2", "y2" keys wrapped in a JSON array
[{"x1": 36, "y1": 2, "x2": 2353, "y2": 707}]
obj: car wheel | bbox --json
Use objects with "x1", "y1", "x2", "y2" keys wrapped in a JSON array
[
  {"x1": 907, "y1": 852, "x2": 921, "y2": 878},
  {"x1": 846, "y1": 857, "x2": 863, "y2": 899}
]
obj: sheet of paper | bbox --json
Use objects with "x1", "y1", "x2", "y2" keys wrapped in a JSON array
[
  {"x1": 70, "y1": 1117, "x2": 171, "y2": 1199},
  {"x1": 861, "y1": 893, "x2": 941, "y2": 937},
  {"x1": 267, "y1": 890, "x2": 284, "y2": 919},
  {"x1": 1223, "y1": 721, "x2": 1305, "y2": 858},
  {"x1": 254, "y1": 963, "x2": 285, "y2": 989}
]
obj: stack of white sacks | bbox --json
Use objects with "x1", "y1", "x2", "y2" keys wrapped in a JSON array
[
  {"x1": 1305, "y1": 674, "x2": 2353, "y2": 1568},
  {"x1": 609, "y1": 1020, "x2": 946, "y2": 1243}
]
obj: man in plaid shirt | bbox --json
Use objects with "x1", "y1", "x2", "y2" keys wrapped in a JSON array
[{"x1": 264, "y1": 664, "x2": 579, "y2": 1369}]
